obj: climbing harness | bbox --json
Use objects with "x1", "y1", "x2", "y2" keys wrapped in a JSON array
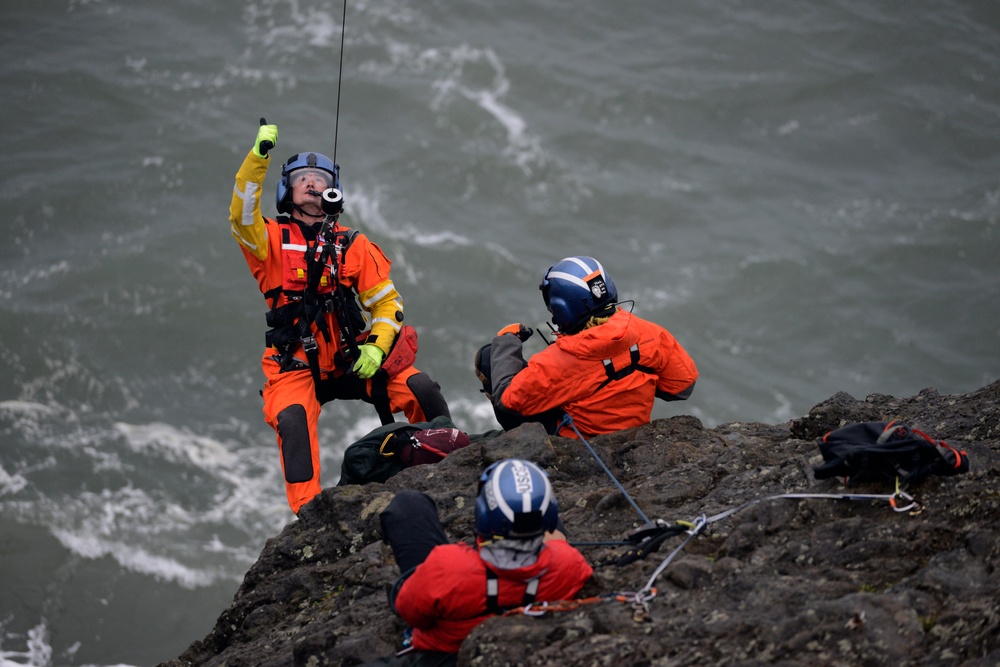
[{"x1": 263, "y1": 220, "x2": 365, "y2": 371}]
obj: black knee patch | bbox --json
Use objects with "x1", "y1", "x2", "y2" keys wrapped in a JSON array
[
  {"x1": 406, "y1": 373, "x2": 451, "y2": 420},
  {"x1": 276, "y1": 405, "x2": 313, "y2": 483}
]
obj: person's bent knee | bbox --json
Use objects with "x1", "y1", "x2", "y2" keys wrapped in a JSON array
[
  {"x1": 383, "y1": 489, "x2": 435, "y2": 526},
  {"x1": 406, "y1": 373, "x2": 450, "y2": 419}
]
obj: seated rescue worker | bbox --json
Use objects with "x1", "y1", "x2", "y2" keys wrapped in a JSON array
[
  {"x1": 229, "y1": 119, "x2": 450, "y2": 514},
  {"x1": 476, "y1": 256, "x2": 698, "y2": 438},
  {"x1": 365, "y1": 458, "x2": 592, "y2": 667}
]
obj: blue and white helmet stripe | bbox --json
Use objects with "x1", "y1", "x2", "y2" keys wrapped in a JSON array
[
  {"x1": 487, "y1": 459, "x2": 551, "y2": 521},
  {"x1": 540, "y1": 255, "x2": 618, "y2": 333},
  {"x1": 476, "y1": 458, "x2": 559, "y2": 538},
  {"x1": 544, "y1": 257, "x2": 607, "y2": 292}
]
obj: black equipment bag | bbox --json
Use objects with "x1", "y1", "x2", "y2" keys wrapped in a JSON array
[
  {"x1": 813, "y1": 420, "x2": 969, "y2": 486},
  {"x1": 337, "y1": 415, "x2": 470, "y2": 486}
]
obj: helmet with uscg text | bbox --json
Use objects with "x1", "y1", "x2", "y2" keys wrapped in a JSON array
[
  {"x1": 275, "y1": 152, "x2": 341, "y2": 214},
  {"x1": 539, "y1": 256, "x2": 618, "y2": 334},
  {"x1": 475, "y1": 459, "x2": 559, "y2": 539}
]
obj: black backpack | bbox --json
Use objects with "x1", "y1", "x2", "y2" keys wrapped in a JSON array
[
  {"x1": 813, "y1": 420, "x2": 969, "y2": 486},
  {"x1": 337, "y1": 415, "x2": 471, "y2": 486}
]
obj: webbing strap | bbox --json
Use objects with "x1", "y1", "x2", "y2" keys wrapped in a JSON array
[
  {"x1": 639, "y1": 515, "x2": 707, "y2": 595},
  {"x1": 703, "y1": 489, "x2": 918, "y2": 526},
  {"x1": 636, "y1": 487, "x2": 919, "y2": 597},
  {"x1": 485, "y1": 570, "x2": 541, "y2": 615},
  {"x1": 596, "y1": 344, "x2": 657, "y2": 391},
  {"x1": 560, "y1": 414, "x2": 921, "y2": 604}
]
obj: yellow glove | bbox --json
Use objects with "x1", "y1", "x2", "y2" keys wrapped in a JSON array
[
  {"x1": 352, "y1": 344, "x2": 385, "y2": 379},
  {"x1": 253, "y1": 117, "x2": 278, "y2": 158},
  {"x1": 496, "y1": 323, "x2": 533, "y2": 342}
]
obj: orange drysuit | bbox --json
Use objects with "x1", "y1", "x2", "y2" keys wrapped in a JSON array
[
  {"x1": 229, "y1": 150, "x2": 448, "y2": 513},
  {"x1": 490, "y1": 309, "x2": 697, "y2": 438}
]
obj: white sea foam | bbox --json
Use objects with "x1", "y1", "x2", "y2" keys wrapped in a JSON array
[
  {"x1": 358, "y1": 39, "x2": 549, "y2": 174},
  {"x1": 0, "y1": 262, "x2": 70, "y2": 291},
  {"x1": 345, "y1": 186, "x2": 473, "y2": 249},
  {"x1": 113, "y1": 422, "x2": 237, "y2": 469},
  {"x1": 0, "y1": 401, "x2": 58, "y2": 416},
  {"x1": 0, "y1": 617, "x2": 138, "y2": 667},
  {"x1": 51, "y1": 528, "x2": 221, "y2": 589},
  {"x1": 1, "y1": 408, "x2": 287, "y2": 589},
  {"x1": 430, "y1": 45, "x2": 547, "y2": 174},
  {"x1": 0, "y1": 620, "x2": 50, "y2": 667},
  {"x1": 0, "y1": 465, "x2": 28, "y2": 497}
]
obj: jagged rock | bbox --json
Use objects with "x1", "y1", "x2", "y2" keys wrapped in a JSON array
[{"x1": 160, "y1": 381, "x2": 1000, "y2": 667}]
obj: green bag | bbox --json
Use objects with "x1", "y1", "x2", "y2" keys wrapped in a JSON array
[{"x1": 337, "y1": 415, "x2": 464, "y2": 486}]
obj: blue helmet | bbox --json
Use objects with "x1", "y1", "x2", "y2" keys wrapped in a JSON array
[
  {"x1": 475, "y1": 459, "x2": 559, "y2": 539},
  {"x1": 275, "y1": 152, "x2": 341, "y2": 214},
  {"x1": 539, "y1": 256, "x2": 618, "y2": 333}
]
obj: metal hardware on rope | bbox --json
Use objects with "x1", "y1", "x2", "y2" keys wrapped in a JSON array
[
  {"x1": 638, "y1": 514, "x2": 706, "y2": 596},
  {"x1": 500, "y1": 591, "x2": 657, "y2": 619},
  {"x1": 635, "y1": 486, "x2": 920, "y2": 598},
  {"x1": 558, "y1": 414, "x2": 922, "y2": 615}
]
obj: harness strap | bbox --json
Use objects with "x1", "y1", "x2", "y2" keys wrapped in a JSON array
[
  {"x1": 596, "y1": 344, "x2": 657, "y2": 391},
  {"x1": 485, "y1": 570, "x2": 540, "y2": 615},
  {"x1": 299, "y1": 230, "x2": 336, "y2": 390}
]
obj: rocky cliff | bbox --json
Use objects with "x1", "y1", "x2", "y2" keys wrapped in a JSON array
[{"x1": 161, "y1": 381, "x2": 1000, "y2": 666}]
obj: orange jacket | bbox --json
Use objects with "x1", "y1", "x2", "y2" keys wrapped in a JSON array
[
  {"x1": 229, "y1": 150, "x2": 403, "y2": 372},
  {"x1": 495, "y1": 309, "x2": 697, "y2": 437},
  {"x1": 394, "y1": 539, "x2": 592, "y2": 653}
]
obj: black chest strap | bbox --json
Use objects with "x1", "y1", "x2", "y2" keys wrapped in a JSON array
[
  {"x1": 596, "y1": 343, "x2": 656, "y2": 391},
  {"x1": 485, "y1": 569, "x2": 540, "y2": 615}
]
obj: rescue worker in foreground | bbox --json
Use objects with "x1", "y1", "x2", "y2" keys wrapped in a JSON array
[
  {"x1": 476, "y1": 256, "x2": 697, "y2": 438},
  {"x1": 364, "y1": 458, "x2": 593, "y2": 666},
  {"x1": 229, "y1": 119, "x2": 450, "y2": 514}
]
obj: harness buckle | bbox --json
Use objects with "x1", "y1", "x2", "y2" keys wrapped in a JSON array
[{"x1": 301, "y1": 335, "x2": 318, "y2": 355}]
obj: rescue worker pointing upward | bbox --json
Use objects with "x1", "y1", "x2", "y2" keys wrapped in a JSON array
[
  {"x1": 229, "y1": 119, "x2": 450, "y2": 514},
  {"x1": 476, "y1": 256, "x2": 697, "y2": 438}
]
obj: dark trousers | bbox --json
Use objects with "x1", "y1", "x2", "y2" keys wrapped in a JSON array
[
  {"x1": 380, "y1": 490, "x2": 450, "y2": 575},
  {"x1": 367, "y1": 491, "x2": 457, "y2": 667},
  {"x1": 381, "y1": 489, "x2": 451, "y2": 616}
]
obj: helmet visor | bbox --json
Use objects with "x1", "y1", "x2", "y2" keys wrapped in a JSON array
[{"x1": 288, "y1": 167, "x2": 334, "y2": 189}]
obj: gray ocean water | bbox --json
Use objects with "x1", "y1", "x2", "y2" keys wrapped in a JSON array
[{"x1": 1, "y1": 1, "x2": 998, "y2": 665}]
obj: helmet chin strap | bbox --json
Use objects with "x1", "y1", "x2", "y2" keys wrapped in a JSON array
[{"x1": 290, "y1": 202, "x2": 325, "y2": 226}]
